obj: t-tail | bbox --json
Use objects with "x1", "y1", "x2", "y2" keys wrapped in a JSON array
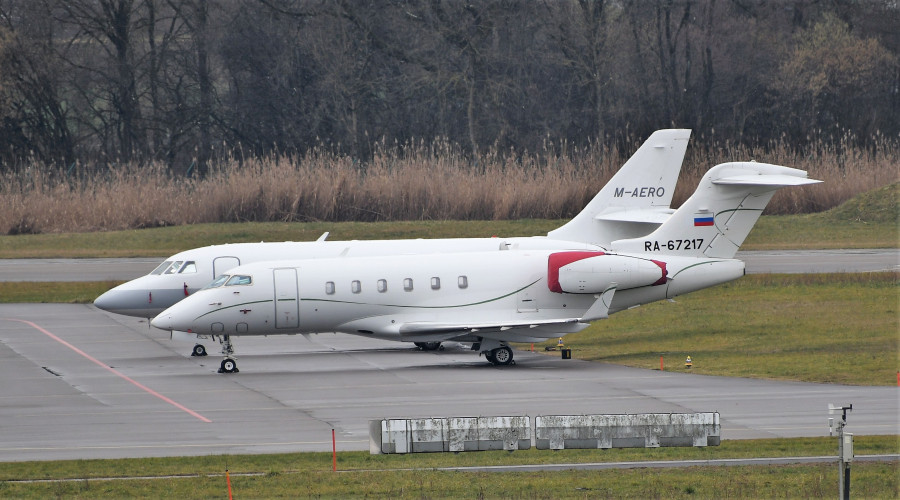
[
  {"x1": 547, "y1": 129, "x2": 691, "y2": 246},
  {"x1": 610, "y1": 162, "x2": 822, "y2": 258}
]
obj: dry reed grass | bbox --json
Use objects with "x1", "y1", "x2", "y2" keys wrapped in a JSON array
[{"x1": 2, "y1": 135, "x2": 896, "y2": 234}]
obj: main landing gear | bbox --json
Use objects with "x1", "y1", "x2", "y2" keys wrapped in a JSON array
[
  {"x1": 485, "y1": 345, "x2": 514, "y2": 366},
  {"x1": 191, "y1": 344, "x2": 208, "y2": 357},
  {"x1": 475, "y1": 339, "x2": 515, "y2": 366},
  {"x1": 414, "y1": 341, "x2": 443, "y2": 351},
  {"x1": 217, "y1": 335, "x2": 239, "y2": 374}
]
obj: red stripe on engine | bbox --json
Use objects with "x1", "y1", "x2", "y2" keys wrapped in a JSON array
[
  {"x1": 547, "y1": 251, "x2": 605, "y2": 293},
  {"x1": 650, "y1": 259, "x2": 668, "y2": 286}
]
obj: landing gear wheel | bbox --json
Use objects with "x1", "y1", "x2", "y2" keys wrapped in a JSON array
[
  {"x1": 490, "y1": 346, "x2": 513, "y2": 366},
  {"x1": 415, "y1": 341, "x2": 442, "y2": 351},
  {"x1": 484, "y1": 351, "x2": 496, "y2": 364},
  {"x1": 191, "y1": 344, "x2": 207, "y2": 357},
  {"x1": 218, "y1": 358, "x2": 239, "y2": 374}
]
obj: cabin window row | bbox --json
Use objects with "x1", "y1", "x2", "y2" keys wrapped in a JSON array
[{"x1": 325, "y1": 276, "x2": 468, "y2": 295}]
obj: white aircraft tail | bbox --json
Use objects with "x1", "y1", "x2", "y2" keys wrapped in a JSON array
[
  {"x1": 547, "y1": 129, "x2": 691, "y2": 246},
  {"x1": 610, "y1": 162, "x2": 821, "y2": 258}
]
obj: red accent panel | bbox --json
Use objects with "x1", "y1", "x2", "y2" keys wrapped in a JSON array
[
  {"x1": 547, "y1": 251, "x2": 605, "y2": 293},
  {"x1": 650, "y1": 259, "x2": 668, "y2": 286}
]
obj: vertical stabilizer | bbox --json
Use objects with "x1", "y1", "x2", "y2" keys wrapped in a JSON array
[
  {"x1": 547, "y1": 129, "x2": 691, "y2": 246},
  {"x1": 610, "y1": 162, "x2": 821, "y2": 258}
]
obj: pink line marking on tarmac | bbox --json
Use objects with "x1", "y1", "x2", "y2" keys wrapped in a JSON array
[{"x1": 3, "y1": 318, "x2": 212, "y2": 423}]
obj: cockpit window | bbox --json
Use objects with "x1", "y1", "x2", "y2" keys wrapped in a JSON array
[
  {"x1": 179, "y1": 261, "x2": 197, "y2": 274},
  {"x1": 204, "y1": 275, "x2": 230, "y2": 289},
  {"x1": 150, "y1": 261, "x2": 173, "y2": 275},
  {"x1": 225, "y1": 275, "x2": 252, "y2": 286},
  {"x1": 162, "y1": 261, "x2": 184, "y2": 274}
]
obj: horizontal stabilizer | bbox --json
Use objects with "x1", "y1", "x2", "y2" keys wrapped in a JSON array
[
  {"x1": 594, "y1": 207, "x2": 674, "y2": 224},
  {"x1": 712, "y1": 174, "x2": 822, "y2": 187}
]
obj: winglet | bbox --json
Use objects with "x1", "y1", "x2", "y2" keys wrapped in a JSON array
[{"x1": 580, "y1": 284, "x2": 617, "y2": 322}]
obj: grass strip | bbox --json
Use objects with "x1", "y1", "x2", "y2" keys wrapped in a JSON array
[
  {"x1": 0, "y1": 281, "x2": 122, "y2": 303},
  {"x1": 0, "y1": 437, "x2": 896, "y2": 499},
  {"x1": 540, "y1": 273, "x2": 899, "y2": 386},
  {"x1": 0, "y1": 463, "x2": 896, "y2": 499},
  {"x1": 0, "y1": 214, "x2": 896, "y2": 258}
]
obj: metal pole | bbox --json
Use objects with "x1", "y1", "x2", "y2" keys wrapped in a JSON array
[
  {"x1": 838, "y1": 431, "x2": 845, "y2": 500},
  {"x1": 843, "y1": 463, "x2": 850, "y2": 500}
]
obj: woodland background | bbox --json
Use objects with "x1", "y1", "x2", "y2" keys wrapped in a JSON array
[{"x1": 0, "y1": 1, "x2": 897, "y2": 232}]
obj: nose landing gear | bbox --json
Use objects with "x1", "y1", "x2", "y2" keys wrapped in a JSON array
[{"x1": 216, "y1": 335, "x2": 239, "y2": 373}]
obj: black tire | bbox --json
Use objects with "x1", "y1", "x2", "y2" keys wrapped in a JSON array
[
  {"x1": 219, "y1": 358, "x2": 238, "y2": 373},
  {"x1": 484, "y1": 351, "x2": 496, "y2": 364},
  {"x1": 192, "y1": 344, "x2": 207, "y2": 357},
  {"x1": 491, "y1": 346, "x2": 513, "y2": 366},
  {"x1": 421, "y1": 342, "x2": 441, "y2": 351}
]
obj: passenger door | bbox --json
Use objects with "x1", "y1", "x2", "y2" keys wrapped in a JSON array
[
  {"x1": 273, "y1": 268, "x2": 299, "y2": 329},
  {"x1": 213, "y1": 256, "x2": 241, "y2": 279}
]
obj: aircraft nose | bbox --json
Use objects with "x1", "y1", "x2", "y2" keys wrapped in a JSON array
[
  {"x1": 94, "y1": 288, "x2": 134, "y2": 313},
  {"x1": 151, "y1": 302, "x2": 195, "y2": 332},
  {"x1": 150, "y1": 313, "x2": 173, "y2": 331}
]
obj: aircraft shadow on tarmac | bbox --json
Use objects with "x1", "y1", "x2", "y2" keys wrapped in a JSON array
[{"x1": 177, "y1": 344, "x2": 568, "y2": 375}]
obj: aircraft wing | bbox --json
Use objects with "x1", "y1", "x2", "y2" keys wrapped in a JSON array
[
  {"x1": 397, "y1": 288, "x2": 615, "y2": 340},
  {"x1": 397, "y1": 318, "x2": 584, "y2": 338}
]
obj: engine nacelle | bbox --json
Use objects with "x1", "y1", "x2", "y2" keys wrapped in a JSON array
[
  {"x1": 548, "y1": 252, "x2": 666, "y2": 294},
  {"x1": 665, "y1": 259, "x2": 745, "y2": 298}
]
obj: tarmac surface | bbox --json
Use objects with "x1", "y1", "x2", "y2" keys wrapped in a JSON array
[
  {"x1": 0, "y1": 303, "x2": 897, "y2": 462},
  {"x1": 0, "y1": 249, "x2": 897, "y2": 282}
]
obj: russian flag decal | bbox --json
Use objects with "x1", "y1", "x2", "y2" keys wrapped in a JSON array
[{"x1": 693, "y1": 216, "x2": 714, "y2": 227}]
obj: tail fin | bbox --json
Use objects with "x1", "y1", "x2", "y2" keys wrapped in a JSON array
[
  {"x1": 547, "y1": 129, "x2": 691, "y2": 246},
  {"x1": 610, "y1": 162, "x2": 821, "y2": 258}
]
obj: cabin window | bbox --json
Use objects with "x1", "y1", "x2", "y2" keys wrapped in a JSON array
[
  {"x1": 204, "y1": 275, "x2": 229, "y2": 289},
  {"x1": 150, "y1": 261, "x2": 173, "y2": 275},
  {"x1": 325, "y1": 281, "x2": 335, "y2": 295},
  {"x1": 458, "y1": 275, "x2": 468, "y2": 289},
  {"x1": 403, "y1": 278, "x2": 414, "y2": 291},
  {"x1": 179, "y1": 261, "x2": 197, "y2": 274},
  {"x1": 377, "y1": 279, "x2": 388, "y2": 293},
  {"x1": 351, "y1": 280, "x2": 361, "y2": 294},
  {"x1": 431, "y1": 277, "x2": 441, "y2": 290},
  {"x1": 225, "y1": 275, "x2": 252, "y2": 286}
]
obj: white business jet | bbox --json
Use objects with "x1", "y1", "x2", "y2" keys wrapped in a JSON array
[
  {"x1": 96, "y1": 129, "x2": 691, "y2": 355},
  {"x1": 151, "y1": 162, "x2": 820, "y2": 373}
]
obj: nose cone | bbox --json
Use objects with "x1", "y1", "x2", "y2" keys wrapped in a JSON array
[
  {"x1": 150, "y1": 312, "x2": 175, "y2": 331},
  {"x1": 94, "y1": 286, "x2": 158, "y2": 316},
  {"x1": 151, "y1": 299, "x2": 197, "y2": 332},
  {"x1": 94, "y1": 278, "x2": 190, "y2": 317}
]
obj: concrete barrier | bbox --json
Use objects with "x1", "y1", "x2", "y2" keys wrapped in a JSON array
[
  {"x1": 371, "y1": 416, "x2": 530, "y2": 454},
  {"x1": 370, "y1": 412, "x2": 719, "y2": 454},
  {"x1": 535, "y1": 412, "x2": 720, "y2": 450}
]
